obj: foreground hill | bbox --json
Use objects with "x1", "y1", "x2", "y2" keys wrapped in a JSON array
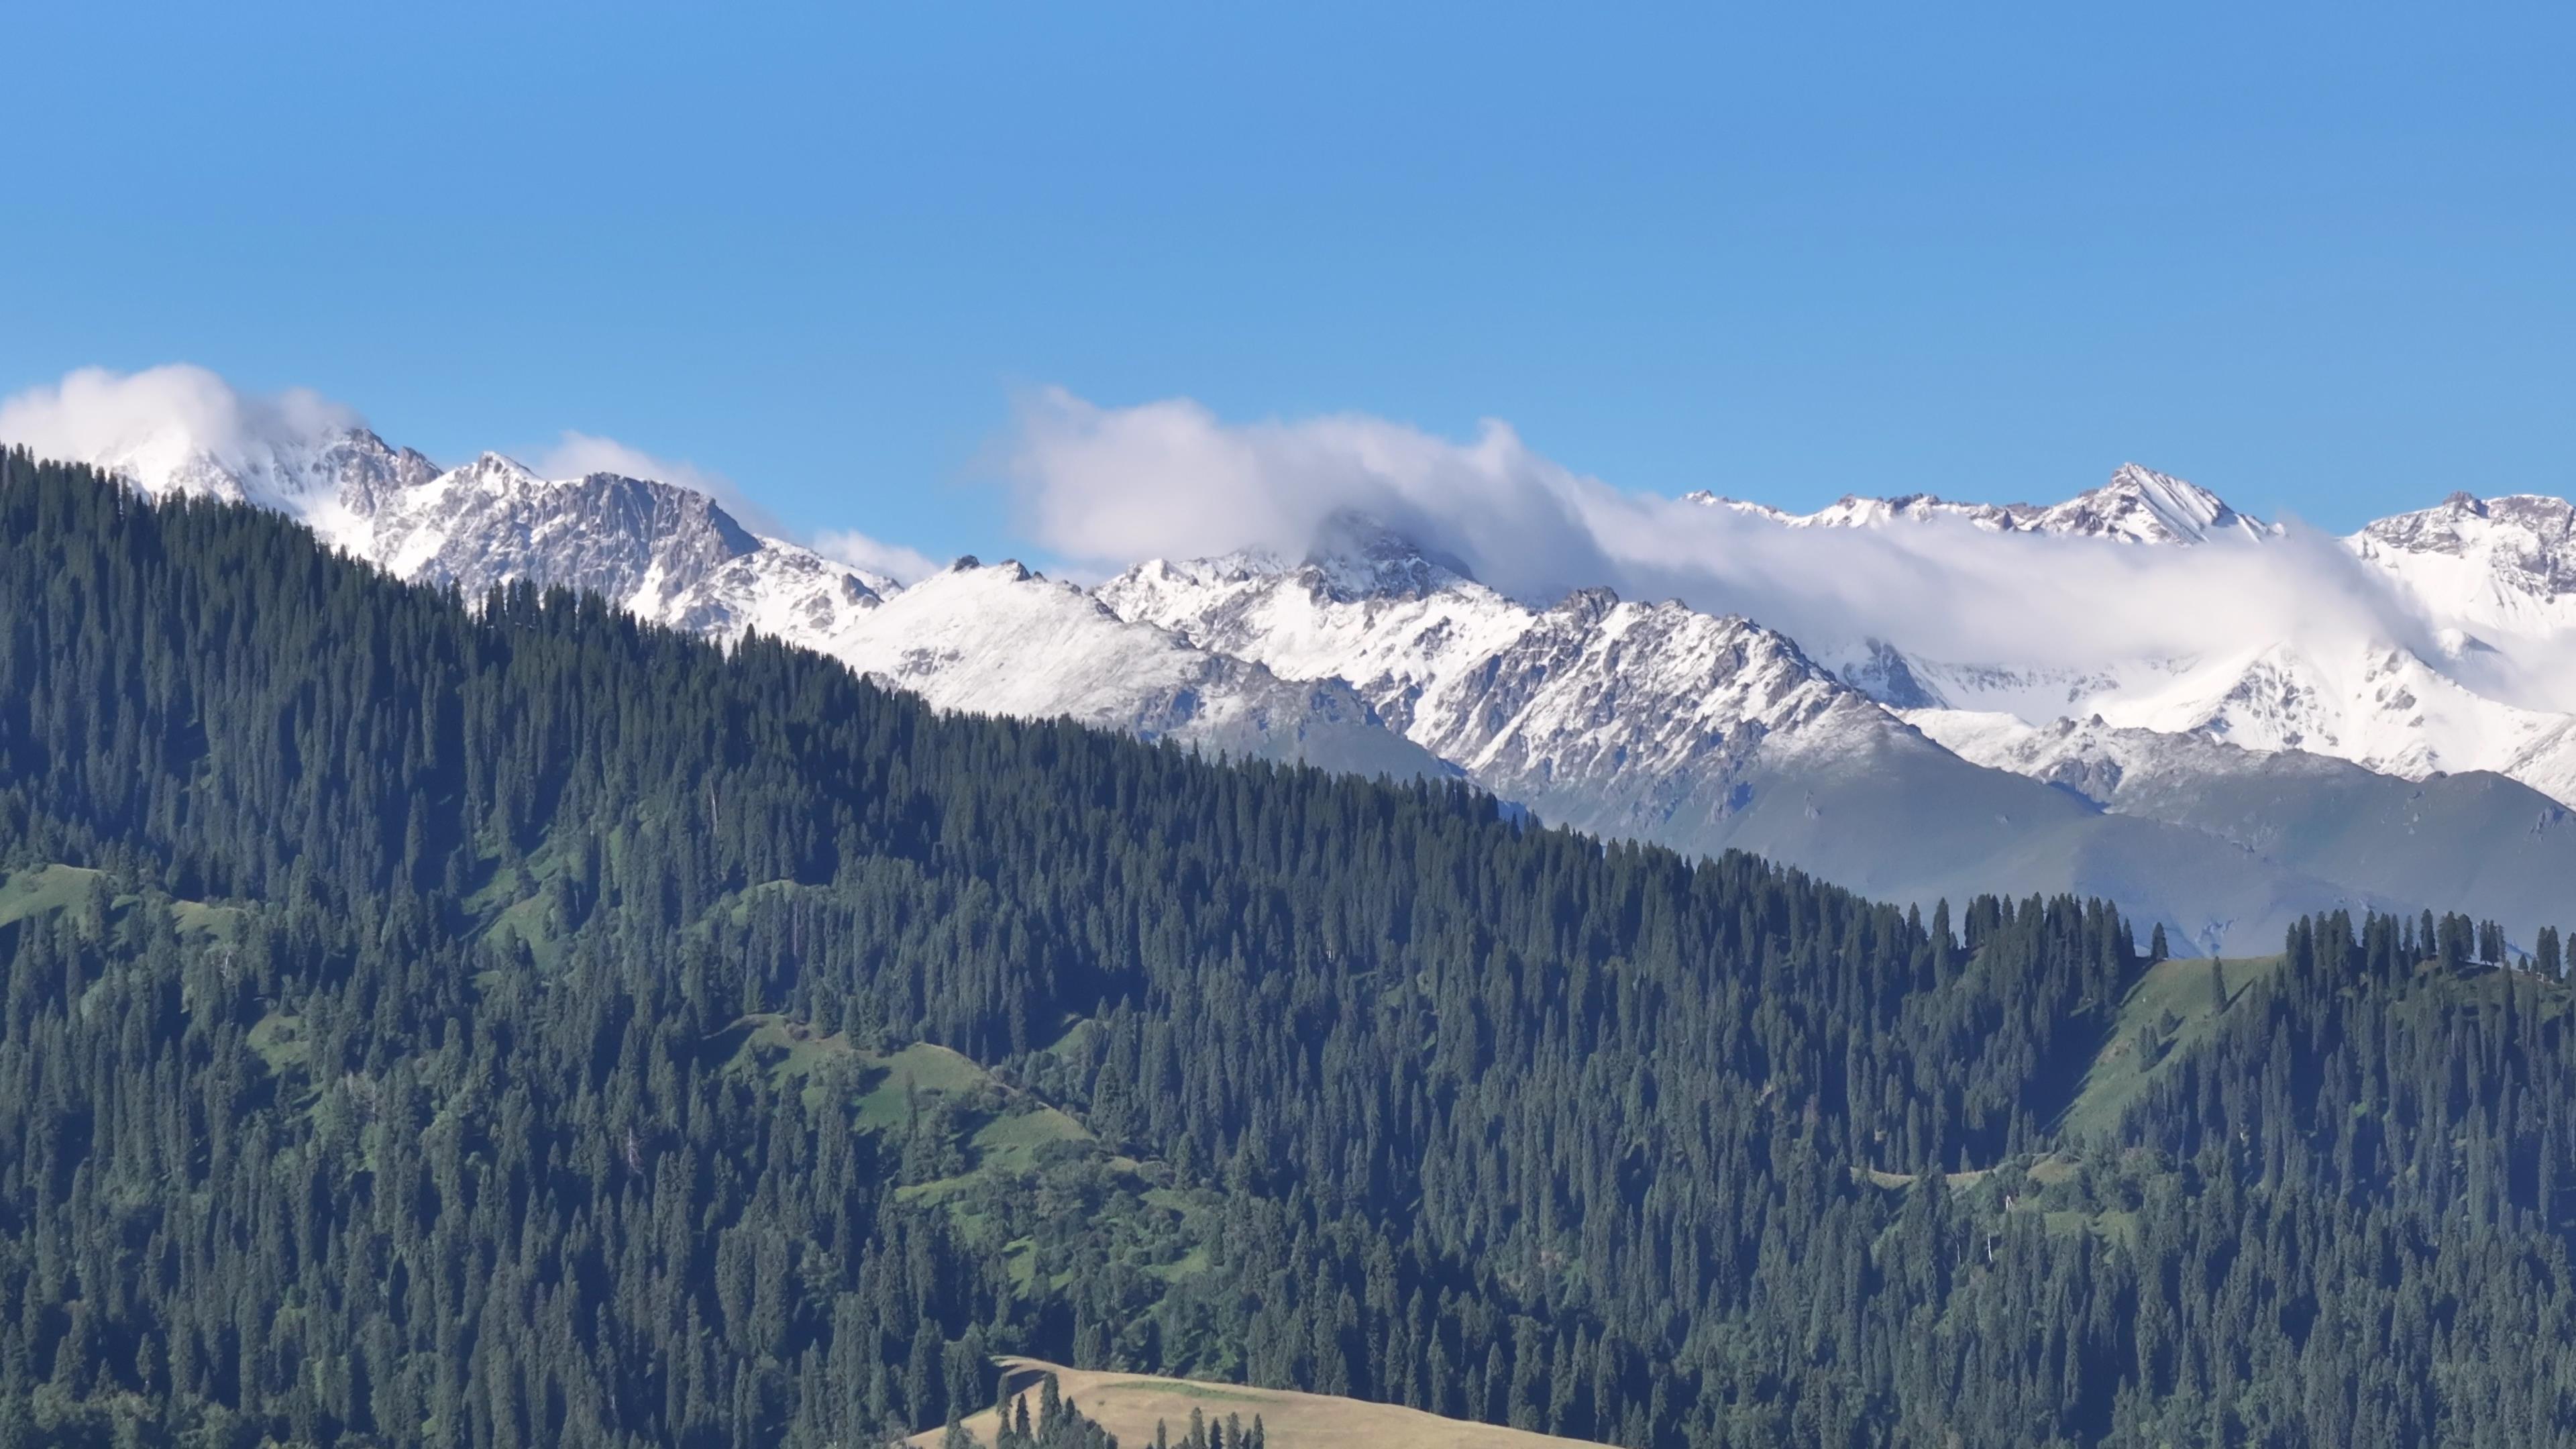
[{"x1": 5, "y1": 452, "x2": 2576, "y2": 1447}]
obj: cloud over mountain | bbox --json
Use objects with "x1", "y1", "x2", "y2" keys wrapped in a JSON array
[
  {"x1": 21, "y1": 361, "x2": 2576, "y2": 949},
  {"x1": 1001, "y1": 388, "x2": 2437, "y2": 678},
  {"x1": 0, "y1": 364, "x2": 366, "y2": 478},
  {"x1": 810, "y1": 529, "x2": 941, "y2": 586}
]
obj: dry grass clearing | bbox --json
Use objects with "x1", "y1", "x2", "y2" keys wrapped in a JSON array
[{"x1": 910, "y1": 1358, "x2": 1615, "y2": 1448}]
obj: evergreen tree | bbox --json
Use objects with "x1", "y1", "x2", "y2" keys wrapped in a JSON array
[{"x1": 1, "y1": 453, "x2": 2573, "y2": 1446}]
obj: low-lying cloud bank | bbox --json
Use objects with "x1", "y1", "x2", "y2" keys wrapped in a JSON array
[{"x1": 1002, "y1": 386, "x2": 2449, "y2": 678}]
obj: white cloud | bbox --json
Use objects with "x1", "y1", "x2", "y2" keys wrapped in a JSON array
[
  {"x1": 537, "y1": 430, "x2": 712, "y2": 494},
  {"x1": 532, "y1": 430, "x2": 795, "y2": 535},
  {"x1": 0, "y1": 364, "x2": 363, "y2": 474},
  {"x1": 1004, "y1": 387, "x2": 1619, "y2": 603},
  {"x1": 810, "y1": 528, "x2": 939, "y2": 586},
  {"x1": 3, "y1": 366, "x2": 953, "y2": 589},
  {"x1": 1000, "y1": 386, "x2": 2449, "y2": 678},
  {"x1": 3, "y1": 367, "x2": 2476, "y2": 700}
]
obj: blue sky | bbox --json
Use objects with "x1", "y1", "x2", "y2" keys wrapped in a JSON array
[{"x1": 4, "y1": 3, "x2": 2569, "y2": 559}]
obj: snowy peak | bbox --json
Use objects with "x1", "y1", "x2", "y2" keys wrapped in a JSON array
[
  {"x1": 1298, "y1": 511, "x2": 1475, "y2": 600},
  {"x1": 2027, "y1": 463, "x2": 2263, "y2": 545},
  {"x1": 27, "y1": 409, "x2": 1451, "y2": 779},
  {"x1": 2351, "y1": 491, "x2": 2576, "y2": 635},
  {"x1": 1096, "y1": 515, "x2": 1473, "y2": 620},
  {"x1": 355, "y1": 457, "x2": 784, "y2": 608},
  {"x1": 85, "y1": 419, "x2": 441, "y2": 519},
  {"x1": 1100, "y1": 535, "x2": 1896, "y2": 802},
  {"x1": 449, "y1": 450, "x2": 545, "y2": 493},
  {"x1": 1810, "y1": 493, "x2": 2023, "y2": 532},
  {"x1": 30, "y1": 407, "x2": 900, "y2": 649},
  {"x1": 1679, "y1": 492, "x2": 1784, "y2": 521},
  {"x1": 307, "y1": 430, "x2": 445, "y2": 515},
  {"x1": 1907, "y1": 708, "x2": 2303, "y2": 807},
  {"x1": 2363, "y1": 490, "x2": 2576, "y2": 580},
  {"x1": 802, "y1": 557, "x2": 1448, "y2": 780},
  {"x1": 1684, "y1": 464, "x2": 2264, "y2": 545},
  {"x1": 1683, "y1": 488, "x2": 2021, "y2": 533}
]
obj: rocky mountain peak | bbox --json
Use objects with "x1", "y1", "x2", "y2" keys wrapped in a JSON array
[
  {"x1": 2017, "y1": 464, "x2": 2264, "y2": 545},
  {"x1": 1682, "y1": 464, "x2": 2261, "y2": 543},
  {"x1": 1299, "y1": 511, "x2": 1475, "y2": 600},
  {"x1": 2357, "y1": 491, "x2": 2576, "y2": 558}
]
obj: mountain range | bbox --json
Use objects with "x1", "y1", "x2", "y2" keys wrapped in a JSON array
[{"x1": 30, "y1": 411, "x2": 2576, "y2": 955}]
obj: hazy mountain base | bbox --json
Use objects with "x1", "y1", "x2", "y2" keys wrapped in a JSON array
[
  {"x1": 1513, "y1": 724, "x2": 2375, "y2": 958},
  {"x1": 1913, "y1": 712, "x2": 2576, "y2": 952},
  {"x1": 2076, "y1": 756, "x2": 2576, "y2": 952}
]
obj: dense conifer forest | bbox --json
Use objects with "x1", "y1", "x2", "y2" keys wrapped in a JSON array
[{"x1": 3, "y1": 449, "x2": 2575, "y2": 1446}]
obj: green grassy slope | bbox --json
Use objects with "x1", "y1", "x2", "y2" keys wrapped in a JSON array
[{"x1": 2057, "y1": 953, "x2": 2287, "y2": 1142}]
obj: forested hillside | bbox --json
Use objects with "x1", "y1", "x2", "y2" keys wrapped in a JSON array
[{"x1": 3, "y1": 451, "x2": 2575, "y2": 1448}]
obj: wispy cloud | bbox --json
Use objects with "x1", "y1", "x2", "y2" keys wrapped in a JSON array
[
  {"x1": 0, "y1": 366, "x2": 2510, "y2": 704},
  {"x1": 3, "y1": 364, "x2": 951, "y2": 586},
  {"x1": 1002, "y1": 386, "x2": 1619, "y2": 602},
  {"x1": 1001, "y1": 386, "x2": 2447, "y2": 679},
  {"x1": 810, "y1": 528, "x2": 940, "y2": 586},
  {"x1": 0, "y1": 364, "x2": 364, "y2": 471}
]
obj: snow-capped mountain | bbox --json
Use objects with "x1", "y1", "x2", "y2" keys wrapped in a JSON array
[
  {"x1": 1098, "y1": 529, "x2": 1888, "y2": 795},
  {"x1": 1885, "y1": 637, "x2": 2576, "y2": 806},
  {"x1": 67, "y1": 409, "x2": 443, "y2": 517},
  {"x1": 1095, "y1": 515, "x2": 2576, "y2": 947},
  {"x1": 25, "y1": 374, "x2": 2576, "y2": 950},
  {"x1": 1097, "y1": 525, "x2": 2372, "y2": 951},
  {"x1": 101, "y1": 423, "x2": 896, "y2": 643},
  {"x1": 803, "y1": 557, "x2": 1441, "y2": 778},
  {"x1": 73, "y1": 422, "x2": 1443, "y2": 779},
  {"x1": 1688, "y1": 466, "x2": 2576, "y2": 812},
  {"x1": 1907, "y1": 709, "x2": 2576, "y2": 947},
  {"x1": 1690, "y1": 463, "x2": 2271, "y2": 545},
  {"x1": 2351, "y1": 492, "x2": 2576, "y2": 638}
]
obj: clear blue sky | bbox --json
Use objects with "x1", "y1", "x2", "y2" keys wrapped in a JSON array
[{"x1": 5, "y1": 3, "x2": 2569, "y2": 556}]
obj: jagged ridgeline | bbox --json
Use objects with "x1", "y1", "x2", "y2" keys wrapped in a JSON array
[{"x1": 1, "y1": 449, "x2": 2573, "y2": 1448}]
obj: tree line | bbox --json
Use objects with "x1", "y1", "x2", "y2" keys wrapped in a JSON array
[{"x1": 2, "y1": 450, "x2": 2572, "y2": 1446}]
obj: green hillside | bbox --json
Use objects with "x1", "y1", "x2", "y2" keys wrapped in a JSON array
[
  {"x1": 2056, "y1": 952, "x2": 2286, "y2": 1142},
  {"x1": 5, "y1": 453, "x2": 2576, "y2": 1448}
]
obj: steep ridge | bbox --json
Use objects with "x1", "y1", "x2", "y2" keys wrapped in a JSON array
[
  {"x1": 1911, "y1": 710, "x2": 2576, "y2": 946},
  {"x1": 808, "y1": 558, "x2": 1443, "y2": 779},
  {"x1": 1099, "y1": 533, "x2": 2366, "y2": 953},
  {"x1": 1698, "y1": 469, "x2": 2576, "y2": 810},
  {"x1": 80, "y1": 425, "x2": 1444, "y2": 778},
  {"x1": 106, "y1": 425, "x2": 898, "y2": 643},
  {"x1": 2351, "y1": 491, "x2": 2576, "y2": 637},
  {"x1": 1885, "y1": 637, "x2": 2576, "y2": 805},
  {"x1": 1689, "y1": 462, "x2": 2270, "y2": 544}
]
